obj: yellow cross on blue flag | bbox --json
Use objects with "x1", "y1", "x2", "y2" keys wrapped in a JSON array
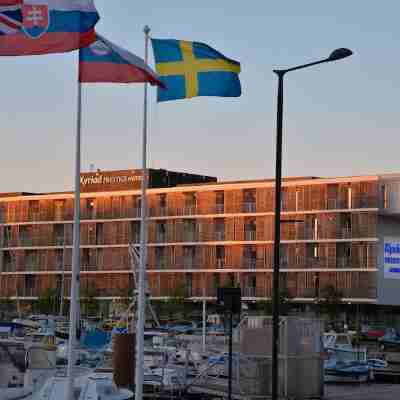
[{"x1": 151, "y1": 39, "x2": 241, "y2": 102}]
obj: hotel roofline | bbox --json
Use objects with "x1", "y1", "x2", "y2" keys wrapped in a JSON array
[{"x1": 0, "y1": 170, "x2": 394, "y2": 203}]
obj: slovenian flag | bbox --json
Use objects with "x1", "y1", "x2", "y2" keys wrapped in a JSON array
[
  {"x1": 79, "y1": 34, "x2": 165, "y2": 87},
  {"x1": 0, "y1": 0, "x2": 99, "y2": 56}
]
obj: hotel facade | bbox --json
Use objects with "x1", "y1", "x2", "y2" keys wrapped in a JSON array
[{"x1": 1, "y1": 168, "x2": 400, "y2": 309}]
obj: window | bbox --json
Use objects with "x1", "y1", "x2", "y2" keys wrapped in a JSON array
[
  {"x1": 130, "y1": 221, "x2": 140, "y2": 243},
  {"x1": 213, "y1": 273, "x2": 220, "y2": 290},
  {"x1": 280, "y1": 245, "x2": 289, "y2": 266},
  {"x1": 313, "y1": 245, "x2": 319, "y2": 259},
  {"x1": 295, "y1": 188, "x2": 304, "y2": 211},
  {"x1": 29, "y1": 200, "x2": 40, "y2": 220},
  {"x1": 159, "y1": 194, "x2": 167, "y2": 215},
  {"x1": 24, "y1": 275, "x2": 36, "y2": 296},
  {"x1": 245, "y1": 218, "x2": 256, "y2": 241},
  {"x1": 313, "y1": 216, "x2": 319, "y2": 240},
  {"x1": 347, "y1": 186, "x2": 352, "y2": 209},
  {"x1": 342, "y1": 214, "x2": 352, "y2": 238},
  {"x1": 97, "y1": 249, "x2": 104, "y2": 269},
  {"x1": 244, "y1": 246, "x2": 257, "y2": 269},
  {"x1": 184, "y1": 193, "x2": 196, "y2": 215},
  {"x1": 96, "y1": 223, "x2": 104, "y2": 245},
  {"x1": 183, "y1": 246, "x2": 196, "y2": 268},
  {"x1": 186, "y1": 273, "x2": 193, "y2": 296},
  {"x1": 56, "y1": 250, "x2": 64, "y2": 270},
  {"x1": 183, "y1": 220, "x2": 197, "y2": 242},
  {"x1": 156, "y1": 222, "x2": 166, "y2": 242},
  {"x1": 382, "y1": 185, "x2": 389, "y2": 209},
  {"x1": 3, "y1": 252, "x2": 13, "y2": 272},
  {"x1": 25, "y1": 250, "x2": 38, "y2": 270},
  {"x1": 215, "y1": 191, "x2": 224, "y2": 213},
  {"x1": 54, "y1": 224, "x2": 64, "y2": 245},
  {"x1": 216, "y1": 246, "x2": 225, "y2": 268},
  {"x1": 19, "y1": 226, "x2": 33, "y2": 246},
  {"x1": 215, "y1": 218, "x2": 225, "y2": 240},
  {"x1": 243, "y1": 190, "x2": 256, "y2": 213},
  {"x1": 111, "y1": 197, "x2": 121, "y2": 218},
  {"x1": 155, "y1": 247, "x2": 166, "y2": 269},
  {"x1": 4, "y1": 226, "x2": 12, "y2": 247},
  {"x1": 54, "y1": 200, "x2": 65, "y2": 221}
]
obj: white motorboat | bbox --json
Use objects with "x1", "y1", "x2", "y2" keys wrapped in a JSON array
[{"x1": 30, "y1": 373, "x2": 132, "y2": 400}]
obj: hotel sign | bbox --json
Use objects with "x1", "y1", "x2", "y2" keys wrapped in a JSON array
[
  {"x1": 384, "y1": 238, "x2": 400, "y2": 280},
  {"x1": 80, "y1": 170, "x2": 143, "y2": 192}
]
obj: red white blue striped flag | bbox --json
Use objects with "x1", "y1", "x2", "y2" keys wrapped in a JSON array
[
  {"x1": 79, "y1": 34, "x2": 165, "y2": 87},
  {"x1": 0, "y1": 0, "x2": 99, "y2": 56}
]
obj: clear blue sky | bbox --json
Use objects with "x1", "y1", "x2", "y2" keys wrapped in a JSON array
[{"x1": 1, "y1": 1, "x2": 399, "y2": 193}]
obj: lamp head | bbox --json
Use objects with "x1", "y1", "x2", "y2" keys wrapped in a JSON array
[{"x1": 328, "y1": 48, "x2": 353, "y2": 61}]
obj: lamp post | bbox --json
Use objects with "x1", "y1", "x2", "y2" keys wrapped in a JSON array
[{"x1": 271, "y1": 48, "x2": 353, "y2": 400}]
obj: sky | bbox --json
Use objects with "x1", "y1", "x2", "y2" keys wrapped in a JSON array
[{"x1": 1, "y1": 1, "x2": 400, "y2": 193}]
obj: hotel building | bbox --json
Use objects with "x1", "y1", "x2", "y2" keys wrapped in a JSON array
[{"x1": 1, "y1": 168, "x2": 400, "y2": 309}]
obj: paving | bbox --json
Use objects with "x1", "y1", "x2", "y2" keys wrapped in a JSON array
[{"x1": 324, "y1": 383, "x2": 400, "y2": 400}]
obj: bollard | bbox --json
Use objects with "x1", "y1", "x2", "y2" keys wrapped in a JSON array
[{"x1": 113, "y1": 333, "x2": 135, "y2": 389}]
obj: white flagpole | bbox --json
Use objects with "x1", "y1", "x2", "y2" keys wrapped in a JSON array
[
  {"x1": 66, "y1": 60, "x2": 83, "y2": 400},
  {"x1": 135, "y1": 25, "x2": 151, "y2": 400}
]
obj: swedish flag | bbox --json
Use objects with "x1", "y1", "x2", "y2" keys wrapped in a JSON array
[{"x1": 151, "y1": 39, "x2": 241, "y2": 102}]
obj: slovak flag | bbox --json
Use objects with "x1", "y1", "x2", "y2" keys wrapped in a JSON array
[
  {"x1": 79, "y1": 34, "x2": 165, "y2": 87},
  {"x1": 0, "y1": 0, "x2": 99, "y2": 56}
]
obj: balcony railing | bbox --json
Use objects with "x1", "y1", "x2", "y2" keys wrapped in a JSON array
[
  {"x1": 216, "y1": 259, "x2": 224, "y2": 269},
  {"x1": 242, "y1": 287, "x2": 257, "y2": 298},
  {"x1": 19, "y1": 237, "x2": 33, "y2": 247},
  {"x1": 215, "y1": 204, "x2": 225, "y2": 214},
  {"x1": 155, "y1": 233, "x2": 166, "y2": 243},
  {"x1": 215, "y1": 231, "x2": 225, "y2": 241},
  {"x1": 327, "y1": 196, "x2": 378, "y2": 210},
  {"x1": 244, "y1": 230, "x2": 256, "y2": 241},
  {"x1": 243, "y1": 202, "x2": 256, "y2": 213},
  {"x1": 243, "y1": 258, "x2": 257, "y2": 270},
  {"x1": 182, "y1": 260, "x2": 196, "y2": 269},
  {"x1": 336, "y1": 257, "x2": 352, "y2": 268},
  {"x1": 183, "y1": 206, "x2": 197, "y2": 216},
  {"x1": 184, "y1": 231, "x2": 198, "y2": 242},
  {"x1": 155, "y1": 259, "x2": 167, "y2": 269}
]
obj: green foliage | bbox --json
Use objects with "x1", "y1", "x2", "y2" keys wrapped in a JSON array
[
  {"x1": 319, "y1": 284, "x2": 343, "y2": 320},
  {"x1": 256, "y1": 288, "x2": 292, "y2": 316},
  {"x1": 80, "y1": 284, "x2": 99, "y2": 317},
  {"x1": 37, "y1": 288, "x2": 58, "y2": 315}
]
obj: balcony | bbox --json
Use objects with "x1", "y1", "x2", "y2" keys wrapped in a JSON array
[
  {"x1": 244, "y1": 230, "x2": 256, "y2": 241},
  {"x1": 183, "y1": 206, "x2": 197, "y2": 216},
  {"x1": 244, "y1": 258, "x2": 257, "y2": 270},
  {"x1": 19, "y1": 237, "x2": 33, "y2": 247},
  {"x1": 182, "y1": 259, "x2": 196, "y2": 269},
  {"x1": 155, "y1": 259, "x2": 167, "y2": 269},
  {"x1": 243, "y1": 202, "x2": 256, "y2": 213},
  {"x1": 215, "y1": 204, "x2": 224, "y2": 214},
  {"x1": 55, "y1": 236, "x2": 65, "y2": 246},
  {"x1": 340, "y1": 228, "x2": 352, "y2": 239},
  {"x1": 336, "y1": 257, "x2": 352, "y2": 268},
  {"x1": 184, "y1": 231, "x2": 198, "y2": 242},
  {"x1": 215, "y1": 231, "x2": 225, "y2": 241},
  {"x1": 327, "y1": 196, "x2": 378, "y2": 210},
  {"x1": 242, "y1": 287, "x2": 257, "y2": 298},
  {"x1": 155, "y1": 233, "x2": 166, "y2": 243},
  {"x1": 216, "y1": 259, "x2": 224, "y2": 269},
  {"x1": 159, "y1": 207, "x2": 167, "y2": 217}
]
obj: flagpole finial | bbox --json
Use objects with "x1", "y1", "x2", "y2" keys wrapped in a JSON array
[{"x1": 143, "y1": 25, "x2": 151, "y2": 35}]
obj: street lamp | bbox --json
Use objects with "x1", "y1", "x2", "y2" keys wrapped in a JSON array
[{"x1": 271, "y1": 48, "x2": 353, "y2": 400}]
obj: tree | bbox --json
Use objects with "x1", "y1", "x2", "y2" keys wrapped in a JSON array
[
  {"x1": 80, "y1": 284, "x2": 99, "y2": 317},
  {"x1": 36, "y1": 288, "x2": 58, "y2": 315},
  {"x1": 319, "y1": 284, "x2": 343, "y2": 322},
  {"x1": 164, "y1": 283, "x2": 187, "y2": 319},
  {"x1": 256, "y1": 288, "x2": 292, "y2": 316}
]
